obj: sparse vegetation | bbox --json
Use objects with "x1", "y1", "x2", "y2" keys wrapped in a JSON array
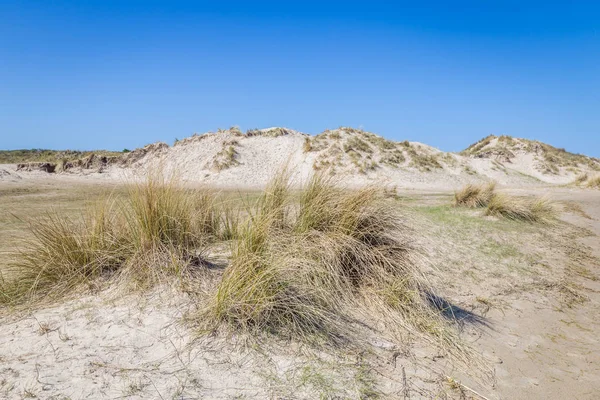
[
  {"x1": 409, "y1": 152, "x2": 442, "y2": 171},
  {"x1": 344, "y1": 137, "x2": 373, "y2": 154},
  {"x1": 0, "y1": 149, "x2": 123, "y2": 164},
  {"x1": 212, "y1": 144, "x2": 240, "y2": 171},
  {"x1": 462, "y1": 134, "x2": 600, "y2": 174},
  {"x1": 303, "y1": 137, "x2": 313, "y2": 153},
  {"x1": 246, "y1": 127, "x2": 291, "y2": 137},
  {"x1": 365, "y1": 134, "x2": 397, "y2": 151},
  {"x1": 381, "y1": 149, "x2": 405, "y2": 166},
  {"x1": 462, "y1": 135, "x2": 495, "y2": 155},
  {"x1": 571, "y1": 173, "x2": 600, "y2": 189},
  {"x1": 463, "y1": 165, "x2": 477, "y2": 175}
]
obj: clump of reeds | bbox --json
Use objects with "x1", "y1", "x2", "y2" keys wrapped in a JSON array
[{"x1": 454, "y1": 182, "x2": 496, "y2": 208}]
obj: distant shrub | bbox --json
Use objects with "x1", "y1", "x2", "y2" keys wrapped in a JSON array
[
  {"x1": 343, "y1": 137, "x2": 372, "y2": 154},
  {"x1": 381, "y1": 150, "x2": 405, "y2": 166},
  {"x1": 409, "y1": 153, "x2": 442, "y2": 171},
  {"x1": 303, "y1": 137, "x2": 313, "y2": 153}
]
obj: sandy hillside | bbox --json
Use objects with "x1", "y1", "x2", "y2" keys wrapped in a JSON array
[{"x1": 5, "y1": 128, "x2": 600, "y2": 190}]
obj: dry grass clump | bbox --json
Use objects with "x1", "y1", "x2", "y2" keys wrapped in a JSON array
[
  {"x1": 408, "y1": 150, "x2": 442, "y2": 171},
  {"x1": 0, "y1": 201, "x2": 127, "y2": 304},
  {"x1": 212, "y1": 144, "x2": 239, "y2": 171},
  {"x1": 381, "y1": 149, "x2": 405, "y2": 166},
  {"x1": 454, "y1": 182, "x2": 558, "y2": 223},
  {"x1": 572, "y1": 173, "x2": 600, "y2": 188},
  {"x1": 303, "y1": 137, "x2": 313, "y2": 153},
  {"x1": 343, "y1": 137, "x2": 373, "y2": 154},
  {"x1": 484, "y1": 194, "x2": 557, "y2": 223},
  {"x1": 1, "y1": 171, "x2": 220, "y2": 305},
  {"x1": 245, "y1": 127, "x2": 291, "y2": 137},
  {"x1": 454, "y1": 182, "x2": 496, "y2": 208},
  {"x1": 574, "y1": 173, "x2": 588, "y2": 185},
  {"x1": 461, "y1": 135, "x2": 495, "y2": 155},
  {"x1": 586, "y1": 175, "x2": 600, "y2": 188},
  {"x1": 203, "y1": 172, "x2": 452, "y2": 346}
]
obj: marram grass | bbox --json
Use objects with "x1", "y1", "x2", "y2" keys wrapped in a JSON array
[{"x1": 202, "y1": 171, "x2": 457, "y2": 350}]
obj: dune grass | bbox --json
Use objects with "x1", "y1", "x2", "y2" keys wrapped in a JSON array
[
  {"x1": 0, "y1": 200, "x2": 127, "y2": 304},
  {"x1": 203, "y1": 171, "x2": 458, "y2": 351},
  {"x1": 2, "y1": 169, "x2": 467, "y2": 362},
  {"x1": 454, "y1": 182, "x2": 496, "y2": 208},
  {"x1": 484, "y1": 194, "x2": 558, "y2": 223},
  {"x1": 574, "y1": 173, "x2": 588, "y2": 185},
  {"x1": 454, "y1": 182, "x2": 558, "y2": 223},
  {"x1": 0, "y1": 171, "x2": 221, "y2": 305},
  {"x1": 586, "y1": 175, "x2": 600, "y2": 188}
]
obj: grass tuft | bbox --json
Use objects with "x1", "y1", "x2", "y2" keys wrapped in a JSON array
[
  {"x1": 1, "y1": 170, "x2": 220, "y2": 304},
  {"x1": 586, "y1": 175, "x2": 600, "y2": 188},
  {"x1": 454, "y1": 182, "x2": 496, "y2": 208},
  {"x1": 202, "y1": 171, "x2": 454, "y2": 348},
  {"x1": 484, "y1": 194, "x2": 558, "y2": 223}
]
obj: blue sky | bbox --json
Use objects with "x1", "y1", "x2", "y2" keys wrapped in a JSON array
[{"x1": 1, "y1": 1, "x2": 599, "y2": 156}]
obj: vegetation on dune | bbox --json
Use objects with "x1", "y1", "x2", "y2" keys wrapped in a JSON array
[
  {"x1": 454, "y1": 182, "x2": 558, "y2": 223},
  {"x1": 343, "y1": 136, "x2": 373, "y2": 154},
  {"x1": 303, "y1": 137, "x2": 313, "y2": 153},
  {"x1": 212, "y1": 144, "x2": 240, "y2": 171},
  {"x1": 381, "y1": 149, "x2": 406, "y2": 166},
  {"x1": 454, "y1": 182, "x2": 496, "y2": 208},
  {"x1": 572, "y1": 173, "x2": 600, "y2": 189},
  {"x1": 0, "y1": 170, "x2": 221, "y2": 304},
  {"x1": 461, "y1": 135, "x2": 496, "y2": 156},
  {"x1": 587, "y1": 175, "x2": 600, "y2": 188},
  {"x1": 408, "y1": 151, "x2": 442, "y2": 171},
  {"x1": 245, "y1": 127, "x2": 291, "y2": 137},
  {"x1": 462, "y1": 134, "x2": 600, "y2": 173},
  {"x1": 484, "y1": 194, "x2": 558, "y2": 223},
  {"x1": 0, "y1": 149, "x2": 124, "y2": 164},
  {"x1": 202, "y1": 171, "x2": 458, "y2": 349},
  {"x1": 574, "y1": 173, "x2": 589, "y2": 185},
  {"x1": 2, "y1": 168, "x2": 470, "y2": 363}
]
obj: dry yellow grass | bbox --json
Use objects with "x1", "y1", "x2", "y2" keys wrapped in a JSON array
[
  {"x1": 0, "y1": 170, "x2": 220, "y2": 304},
  {"x1": 454, "y1": 182, "x2": 558, "y2": 223},
  {"x1": 2, "y1": 169, "x2": 469, "y2": 365},
  {"x1": 484, "y1": 194, "x2": 558, "y2": 223},
  {"x1": 587, "y1": 175, "x2": 600, "y2": 188},
  {"x1": 202, "y1": 171, "x2": 459, "y2": 350},
  {"x1": 574, "y1": 173, "x2": 588, "y2": 185},
  {"x1": 454, "y1": 182, "x2": 496, "y2": 208}
]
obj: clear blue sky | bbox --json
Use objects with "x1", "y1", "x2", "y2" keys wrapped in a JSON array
[{"x1": 1, "y1": 1, "x2": 599, "y2": 156}]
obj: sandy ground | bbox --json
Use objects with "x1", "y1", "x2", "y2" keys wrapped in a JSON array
[{"x1": 1, "y1": 173, "x2": 599, "y2": 399}]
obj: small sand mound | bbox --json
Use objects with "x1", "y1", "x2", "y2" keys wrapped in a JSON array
[{"x1": 0, "y1": 168, "x2": 21, "y2": 181}]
